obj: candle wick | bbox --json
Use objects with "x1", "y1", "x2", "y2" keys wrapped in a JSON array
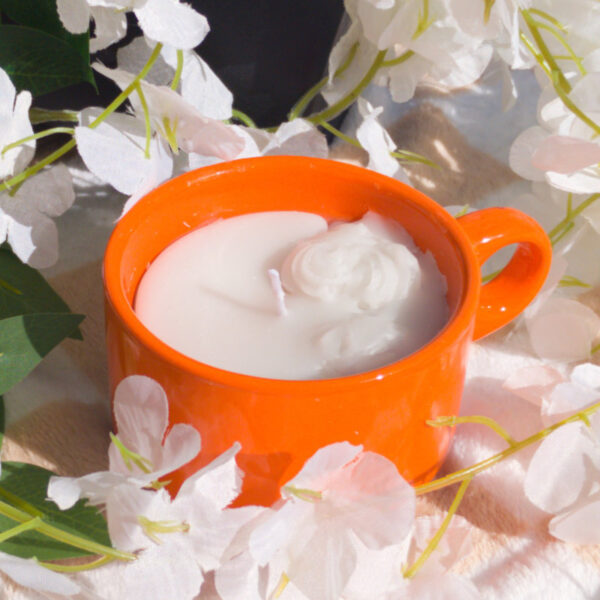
[{"x1": 268, "y1": 268, "x2": 288, "y2": 317}]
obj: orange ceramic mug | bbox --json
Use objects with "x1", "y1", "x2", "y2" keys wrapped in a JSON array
[{"x1": 103, "y1": 156, "x2": 552, "y2": 506}]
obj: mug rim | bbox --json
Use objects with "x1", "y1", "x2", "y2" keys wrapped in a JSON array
[{"x1": 103, "y1": 156, "x2": 481, "y2": 393}]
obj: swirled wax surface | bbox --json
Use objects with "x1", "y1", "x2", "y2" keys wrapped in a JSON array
[{"x1": 134, "y1": 211, "x2": 448, "y2": 379}]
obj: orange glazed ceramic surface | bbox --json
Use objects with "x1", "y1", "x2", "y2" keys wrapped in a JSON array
[{"x1": 103, "y1": 156, "x2": 552, "y2": 506}]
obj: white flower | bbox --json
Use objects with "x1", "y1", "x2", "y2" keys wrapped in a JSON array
[
  {"x1": 105, "y1": 444, "x2": 248, "y2": 557},
  {"x1": 116, "y1": 37, "x2": 234, "y2": 121},
  {"x1": 48, "y1": 375, "x2": 201, "y2": 509},
  {"x1": 248, "y1": 442, "x2": 416, "y2": 600},
  {"x1": 0, "y1": 551, "x2": 79, "y2": 595},
  {"x1": 343, "y1": 514, "x2": 477, "y2": 600},
  {"x1": 93, "y1": 63, "x2": 245, "y2": 159},
  {"x1": 521, "y1": 363, "x2": 600, "y2": 544},
  {"x1": 448, "y1": 0, "x2": 534, "y2": 69},
  {"x1": 0, "y1": 165, "x2": 75, "y2": 268},
  {"x1": 0, "y1": 67, "x2": 34, "y2": 180},
  {"x1": 510, "y1": 74, "x2": 600, "y2": 194},
  {"x1": 57, "y1": 0, "x2": 209, "y2": 51},
  {"x1": 75, "y1": 108, "x2": 173, "y2": 215},
  {"x1": 356, "y1": 98, "x2": 409, "y2": 181},
  {"x1": 74, "y1": 541, "x2": 203, "y2": 600},
  {"x1": 525, "y1": 296, "x2": 600, "y2": 362},
  {"x1": 524, "y1": 414, "x2": 600, "y2": 544}
]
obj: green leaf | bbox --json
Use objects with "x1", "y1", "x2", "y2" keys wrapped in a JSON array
[
  {"x1": 0, "y1": 0, "x2": 90, "y2": 66},
  {"x1": 0, "y1": 25, "x2": 95, "y2": 96},
  {"x1": 0, "y1": 462, "x2": 112, "y2": 560},
  {"x1": 0, "y1": 246, "x2": 70, "y2": 315},
  {"x1": 0, "y1": 246, "x2": 82, "y2": 339},
  {"x1": 0, "y1": 312, "x2": 84, "y2": 395}
]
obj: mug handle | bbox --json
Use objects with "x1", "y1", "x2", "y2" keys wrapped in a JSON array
[{"x1": 457, "y1": 207, "x2": 553, "y2": 341}]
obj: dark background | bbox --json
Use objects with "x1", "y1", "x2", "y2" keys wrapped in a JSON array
[{"x1": 36, "y1": 0, "x2": 345, "y2": 128}]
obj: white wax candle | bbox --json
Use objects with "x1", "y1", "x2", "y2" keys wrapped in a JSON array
[{"x1": 134, "y1": 211, "x2": 448, "y2": 380}]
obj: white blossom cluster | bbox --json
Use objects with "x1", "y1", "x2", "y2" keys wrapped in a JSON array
[{"x1": 4, "y1": 375, "x2": 474, "y2": 599}]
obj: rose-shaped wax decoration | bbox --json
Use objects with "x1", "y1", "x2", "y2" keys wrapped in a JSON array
[{"x1": 280, "y1": 218, "x2": 421, "y2": 311}]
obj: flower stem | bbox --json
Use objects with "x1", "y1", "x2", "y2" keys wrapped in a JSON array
[
  {"x1": 307, "y1": 50, "x2": 387, "y2": 124},
  {"x1": 521, "y1": 9, "x2": 570, "y2": 93},
  {"x1": 319, "y1": 120, "x2": 438, "y2": 167},
  {"x1": 88, "y1": 43, "x2": 163, "y2": 132},
  {"x1": 1, "y1": 127, "x2": 75, "y2": 156},
  {"x1": 548, "y1": 193, "x2": 600, "y2": 244},
  {"x1": 0, "y1": 139, "x2": 76, "y2": 194},
  {"x1": 109, "y1": 433, "x2": 153, "y2": 474},
  {"x1": 404, "y1": 475, "x2": 473, "y2": 578},
  {"x1": 0, "y1": 517, "x2": 43, "y2": 543},
  {"x1": 0, "y1": 43, "x2": 164, "y2": 195},
  {"x1": 381, "y1": 50, "x2": 415, "y2": 68},
  {"x1": 288, "y1": 42, "x2": 359, "y2": 121},
  {"x1": 231, "y1": 109, "x2": 257, "y2": 128},
  {"x1": 483, "y1": 0, "x2": 496, "y2": 24},
  {"x1": 0, "y1": 499, "x2": 135, "y2": 561},
  {"x1": 416, "y1": 399, "x2": 600, "y2": 496},
  {"x1": 274, "y1": 573, "x2": 290, "y2": 598},
  {"x1": 134, "y1": 83, "x2": 153, "y2": 159},
  {"x1": 29, "y1": 108, "x2": 79, "y2": 124},
  {"x1": 171, "y1": 49, "x2": 184, "y2": 91},
  {"x1": 427, "y1": 415, "x2": 517, "y2": 447},
  {"x1": 559, "y1": 275, "x2": 592, "y2": 288},
  {"x1": 39, "y1": 555, "x2": 115, "y2": 573}
]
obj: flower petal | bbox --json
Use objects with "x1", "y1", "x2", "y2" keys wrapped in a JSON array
[
  {"x1": 17, "y1": 164, "x2": 75, "y2": 217},
  {"x1": 572, "y1": 363, "x2": 600, "y2": 389},
  {"x1": 356, "y1": 99, "x2": 405, "y2": 180},
  {"x1": 109, "y1": 375, "x2": 169, "y2": 474},
  {"x1": 550, "y1": 500, "x2": 600, "y2": 545},
  {"x1": 75, "y1": 110, "x2": 158, "y2": 195},
  {"x1": 0, "y1": 71, "x2": 34, "y2": 179},
  {"x1": 288, "y1": 527, "x2": 356, "y2": 600},
  {"x1": 503, "y1": 365, "x2": 564, "y2": 407},
  {"x1": 526, "y1": 297, "x2": 600, "y2": 362},
  {"x1": 328, "y1": 452, "x2": 416, "y2": 550},
  {"x1": 215, "y1": 551, "x2": 264, "y2": 600},
  {"x1": 176, "y1": 52, "x2": 234, "y2": 120},
  {"x1": 263, "y1": 120, "x2": 328, "y2": 159},
  {"x1": 134, "y1": 0, "x2": 210, "y2": 50},
  {"x1": 545, "y1": 168, "x2": 600, "y2": 195},
  {"x1": 532, "y1": 136, "x2": 600, "y2": 174},
  {"x1": 509, "y1": 126, "x2": 549, "y2": 182},
  {"x1": 56, "y1": 0, "x2": 90, "y2": 34},
  {"x1": 177, "y1": 442, "x2": 241, "y2": 510},
  {"x1": 4, "y1": 203, "x2": 59, "y2": 269},
  {"x1": 285, "y1": 442, "x2": 363, "y2": 493},
  {"x1": 524, "y1": 422, "x2": 597, "y2": 513},
  {"x1": 0, "y1": 551, "x2": 80, "y2": 595},
  {"x1": 48, "y1": 471, "x2": 127, "y2": 509},
  {"x1": 89, "y1": 7, "x2": 128, "y2": 52}
]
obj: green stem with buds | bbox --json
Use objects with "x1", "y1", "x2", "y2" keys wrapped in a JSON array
[
  {"x1": 404, "y1": 475, "x2": 473, "y2": 578},
  {"x1": 1, "y1": 128, "x2": 75, "y2": 156},
  {"x1": 428, "y1": 415, "x2": 517, "y2": 447},
  {"x1": 231, "y1": 109, "x2": 257, "y2": 128},
  {"x1": 307, "y1": 50, "x2": 387, "y2": 124},
  {"x1": 288, "y1": 42, "x2": 360, "y2": 121},
  {"x1": 416, "y1": 399, "x2": 600, "y2": 496}
]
